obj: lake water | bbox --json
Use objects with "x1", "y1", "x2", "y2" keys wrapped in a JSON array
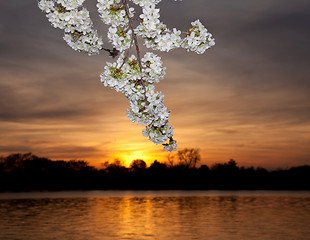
[{"x1": 0, "y1": 191, "x2": 309, "y2": 240}]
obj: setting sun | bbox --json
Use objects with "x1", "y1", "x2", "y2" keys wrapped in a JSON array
[
  {"x1": 110, "y1": 149, "x2": 164, "y2": 167},
  {"x1": 0, "y1": 0, "x2": 309, "y2": 239}
]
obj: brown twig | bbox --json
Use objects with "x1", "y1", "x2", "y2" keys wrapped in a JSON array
[{"x1": 122, "y1": 0, "x2": 149, "y2": 103}]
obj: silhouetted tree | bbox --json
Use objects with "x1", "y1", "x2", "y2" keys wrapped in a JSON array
[
  {"x1": 0, "y1": 157, "x2": 4, "y2": 172},
  {"x1": 1, "y1": 153, "x2": 310, "y2": 191},
  {"x1": 2, "y1": 152, "x2": 33, "y2": 172},
  {"x1": 211, "y1": 159, "x2": 239, "y2": 172},
  {"x1": 199, "y1": 165, "x2": 209, "y2": 171},
  {"x1": 130, "y1": 159, "x2": 147, "y2": 171},
  {"x1": 177, "y1": 148, "x2": 201, "y2": 168},
  {"x1": 227, "y1": 159, "x2": 237, "y2": 168},
  {"x1": 149, "y1": 160, "x2": 167, "y2": 172},
  {"x1": 167, "y1": 153, "x2": 176, "y2": 167},
  {"x1": 67, "y1": 160, "x2": 90, "y2": 171},
  {"x1": 102, "y1": 159, "x2": 127, "y2": 174}
]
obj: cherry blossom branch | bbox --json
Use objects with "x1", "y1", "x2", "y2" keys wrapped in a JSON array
[{"x1": 38, "y1": 0, "x2": 215, "y2": 152}]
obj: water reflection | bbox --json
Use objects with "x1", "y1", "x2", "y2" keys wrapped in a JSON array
[{"x1": 0, "y1": 192, "x2": 309, "y2": 240}]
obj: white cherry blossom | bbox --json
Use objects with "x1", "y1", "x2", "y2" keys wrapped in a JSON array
[{"x1": 38, "y1": 0, "x2": 215, "y2": 152}]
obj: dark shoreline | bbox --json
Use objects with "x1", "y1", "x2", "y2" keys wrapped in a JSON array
[{"x1": 1, "y1": 153, "x2": 309, "y2": 192}]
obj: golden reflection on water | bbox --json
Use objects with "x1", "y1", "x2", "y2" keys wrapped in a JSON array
[
  {"x1": 90, "y1": 197, "x2": 165, "y2": 238},
  {"x1": 0, "y1": 192, "x2": 309, "y2": 240}
]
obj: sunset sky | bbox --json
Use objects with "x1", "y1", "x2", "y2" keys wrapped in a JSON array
[{"x1": 1, "y1": 0, "x2": 310, "y2": 169}]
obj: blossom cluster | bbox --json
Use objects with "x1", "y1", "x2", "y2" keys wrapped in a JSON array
[
  {"x1": 100, "y1": 52, "x2": 177, "y2": 151},
  {"x1": 135, "y1": 3, "x2": 182, "y2": 52},
  {"x1": 38, "y1": 0, "x2": 215, "y2": 152},
  {"x1": 182, "y1": 20, "x2": 215, "y2": 54},
  {"x1": 135, "y1": 2, "x2": 214, "y2": 54},
  {"x1": 97, "y1": 0, "x2": 135, "y2": 52},
  {"x1": 38, "y1": 0, "x2": 103, "y2": 55}
]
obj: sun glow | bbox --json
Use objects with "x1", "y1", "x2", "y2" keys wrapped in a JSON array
[
  {"x1": 111, "y1": 150, "x2": 160, "y2": 167},
  {"x1": 102, "y1": 125, "x2": 168, "y2": 167}
]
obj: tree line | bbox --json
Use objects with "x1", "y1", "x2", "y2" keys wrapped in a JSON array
[{"x1": 0, "y1": 151, "x2": 309, "y2": 191}]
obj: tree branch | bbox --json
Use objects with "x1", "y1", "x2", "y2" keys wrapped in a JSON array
[{"x1": 122, "y1": 0, "x2": 149, "y2": 102}]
